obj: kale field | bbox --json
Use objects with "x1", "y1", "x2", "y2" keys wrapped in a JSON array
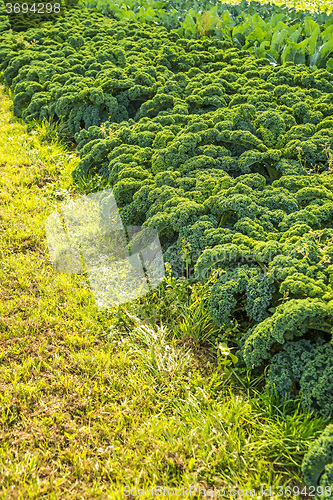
[{"x1": 0, "y1": 0, "x2": 333, "y2": 497}]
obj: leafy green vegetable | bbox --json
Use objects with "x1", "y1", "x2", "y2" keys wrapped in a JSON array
[{"x1": 302, "y1": 423, "x2": 333, "y2": 497}]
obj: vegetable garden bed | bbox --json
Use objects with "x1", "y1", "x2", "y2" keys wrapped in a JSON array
[{"x1": 0, "y1": 0, "x2": 333, "y2": 496}]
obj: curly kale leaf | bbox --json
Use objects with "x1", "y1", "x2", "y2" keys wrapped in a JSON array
[
  {"x1": 241, "y1": 298, "x2": 333, "y2": 369},
  {"x1": 208, "y1": 266, "x2": 274, "y2": 326},
  {"x1": 302, "y1": 423, "x2": 333, "y2": 495}
]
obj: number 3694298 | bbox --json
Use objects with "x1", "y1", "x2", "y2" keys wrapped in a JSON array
[{"x1": 5, "y1": 3, "x2": 61, "y2": 13}]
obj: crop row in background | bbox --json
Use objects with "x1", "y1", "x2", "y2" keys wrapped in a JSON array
[{"x1": 1, "y1": 0, "x2": 333, "y2": 68}]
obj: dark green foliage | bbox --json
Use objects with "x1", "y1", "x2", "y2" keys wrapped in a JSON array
[
  {"x1": 1, "y1": 7, "x2": 333, "y2": 172},
  {"x1": 208, "y1": 265, "x2": 275, "y2": 326},
  {"x1": 300, "y1": 342, "x2": 333, "y2": 421},
  {"x1": 302, "y1": 423, "x2": 333, "y2": 498},
  {"x1": 241, "y1": 298, "x2": 333, "y2": 368},
  {"x1": 267, "y1": 339, "x2": 333, "y2": 421}
]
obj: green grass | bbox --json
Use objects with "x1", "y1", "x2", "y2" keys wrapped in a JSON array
[{"x1": 0, "y1": 85, "x2": 328, "y2": 499}]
